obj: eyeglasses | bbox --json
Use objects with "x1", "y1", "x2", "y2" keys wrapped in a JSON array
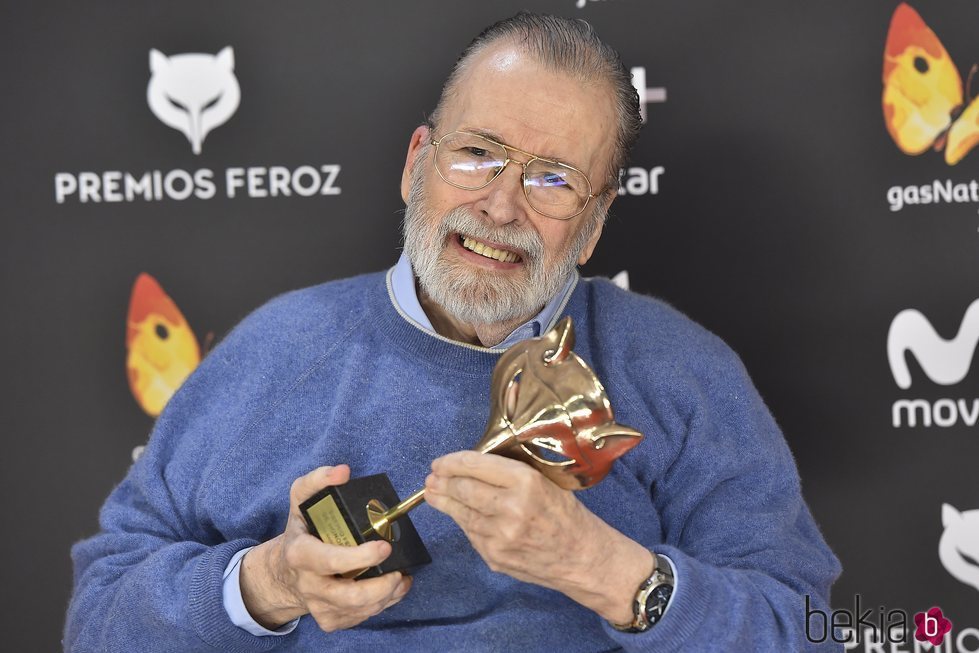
[{"x1": 430, "y1": 130, "x2": 602, "y2": 220}]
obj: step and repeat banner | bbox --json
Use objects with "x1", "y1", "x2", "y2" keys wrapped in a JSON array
[{"x1": 2, "y1": 0, "x2": 977, "y2": 649}]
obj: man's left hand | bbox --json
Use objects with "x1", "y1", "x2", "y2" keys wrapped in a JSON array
[{"x1": 425, "y1": 451, "x2": 654, "y2": 624}]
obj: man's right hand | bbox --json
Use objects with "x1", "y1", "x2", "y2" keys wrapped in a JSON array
[{"x1": 239, "y1": 464, "x2": 412, "y2": 632}]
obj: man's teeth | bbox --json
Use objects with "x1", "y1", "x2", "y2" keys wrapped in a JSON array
[{"x1": 461, "y1": 236, "x2": 519, "y2": 263}]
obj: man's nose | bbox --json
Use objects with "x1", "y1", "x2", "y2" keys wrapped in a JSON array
[{"x1": 473, "y1": 161, "x2": 531, "y2": 226}]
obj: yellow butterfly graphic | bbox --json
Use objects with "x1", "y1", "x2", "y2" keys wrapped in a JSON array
[
  {"x1": 125, "y1": 273, "x2": 201, "y2": 418},
  {"x1": 882, "y1": 2, "x2": 979, "y2": 165}
]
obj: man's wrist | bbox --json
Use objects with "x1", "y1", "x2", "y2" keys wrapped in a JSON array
[
  {"x1": 224, "y1": 546, "x2": 301, "y2": 636},
  {"x1": 611, "y1": 552, "x2": 676, "y2": 633},
  {"x1": 561, "y1": 517, "x2": 655, "y2": 625},
  {"x1": 601, "y1": 545, "x2": 656, "y2": 625},
  {"x1": 239, "y1": 537, "x2": 307, "y2": 629}
]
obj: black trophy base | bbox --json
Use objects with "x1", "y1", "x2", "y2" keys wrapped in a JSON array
[{"x1": 299, "y1": 473, "x2": 431, "y2": 579}]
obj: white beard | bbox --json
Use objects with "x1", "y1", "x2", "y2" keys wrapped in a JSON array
[{"x1": 401, "y1": 160, "x2": 594, "y2": 327}]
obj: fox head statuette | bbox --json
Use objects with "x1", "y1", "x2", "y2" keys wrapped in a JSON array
[{"x1": 476, "y1": 317, "x2": 642, "y2": 490}]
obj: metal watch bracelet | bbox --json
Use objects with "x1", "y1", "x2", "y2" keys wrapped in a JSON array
[{"x1": 611, "y1": 552, "x2": 675, "y2": 633}]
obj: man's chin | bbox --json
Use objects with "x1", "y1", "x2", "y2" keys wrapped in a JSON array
[{"x1": 421, "y1": 271, "x2": 537, "y2": 326}]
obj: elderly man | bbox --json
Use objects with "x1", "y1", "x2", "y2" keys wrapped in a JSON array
[{"x1": 66, "y1": 13, "x2": 840, "y2": 652}]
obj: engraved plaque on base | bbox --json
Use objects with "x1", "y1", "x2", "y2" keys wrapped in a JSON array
[{"x1": 299, "y1": 473, "x2": 431, "y2": 579}]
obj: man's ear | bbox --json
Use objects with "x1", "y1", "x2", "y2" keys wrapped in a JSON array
[
  {"x1": 401, "y1": 125, "x2": 431, "y2": 203},
  {"x1": 577, "y1": 219, "x2": 605, "y2": 266},
  {"x1": 576, "y1": 189, "x2": 615, "y2": 265}
]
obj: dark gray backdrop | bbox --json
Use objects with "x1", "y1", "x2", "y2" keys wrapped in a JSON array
[{"x1": 1, "y1": 1, "x2": 977, "y2": 650}]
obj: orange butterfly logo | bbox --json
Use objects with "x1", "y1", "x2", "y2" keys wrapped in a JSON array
[
  {"x1": 882, "y1": 3, "x2": 979, "y2": 165},
  {"x1": 125, "y1": 273, "x2": 201, "y2": 418}
]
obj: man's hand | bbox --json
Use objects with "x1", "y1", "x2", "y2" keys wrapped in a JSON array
[
  {"x1": 425, "y1": 451, "x2": 653, "y2": 625},
  {"x1": 239, "y1": 465, "x2": 412, "y2": 632}
]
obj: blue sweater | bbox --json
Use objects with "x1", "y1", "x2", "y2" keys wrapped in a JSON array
[{"x1": 66, "y1": 271, "x2": 841, "y2": 652}]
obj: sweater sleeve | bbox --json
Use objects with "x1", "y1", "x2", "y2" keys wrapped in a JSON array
[
  {"x1": 64, "y1": 477, "x2": 279, "y2": 652},
  {"x1": 604, "y1": 341, "x2": 842, "y2": 653},
  {"x1": 64, "y1": 299, "x2": 303, "y2": 652}
]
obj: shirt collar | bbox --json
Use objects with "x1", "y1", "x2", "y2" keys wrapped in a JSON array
[{"x1": 390, "y1": 252, "x2": 578, "y2": 349}]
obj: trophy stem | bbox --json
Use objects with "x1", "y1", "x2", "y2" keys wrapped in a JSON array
[
  {"x1": 364, "y1": 440, "x2": 516, "y2": 541},
  {"x1": 365, "y1": 488, "x2": 427, "y2": 541}
]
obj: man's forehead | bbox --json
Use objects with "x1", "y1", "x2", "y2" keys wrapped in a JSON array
[
  {"x1": 440, "y1": 43, "x2": 615, "y2": 174},
  {"x1": 482, "y1": 47, "x2": 523, "y2": 73}
]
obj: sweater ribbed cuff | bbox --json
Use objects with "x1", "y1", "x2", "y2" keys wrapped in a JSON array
[{"x1": 190, "y1": 538, "x2": 289, "y2": 652}]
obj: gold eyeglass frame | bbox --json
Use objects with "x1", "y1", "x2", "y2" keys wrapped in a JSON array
[{"x1": 430, "y1": 130, "x2": 604, "y2": 220}]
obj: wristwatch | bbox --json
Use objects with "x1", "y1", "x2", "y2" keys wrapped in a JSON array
[{"x1": 611, "y1": 553, "x2": 675, "y2": 633}]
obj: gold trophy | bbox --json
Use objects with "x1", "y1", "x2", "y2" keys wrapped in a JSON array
[{"x1": 300, "y1": 317, "x2": 643, "y2": 578}]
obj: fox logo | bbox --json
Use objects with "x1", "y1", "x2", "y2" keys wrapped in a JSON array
[
  {"x1": 939, "y1": 503, "x2": 979, "y2": 593},
  {"x1": 887, "y1": 299, "x2": 979, "y2": 389},
  {"x1": 147, "y1": 47, "x2": 240, "y2": 155}
]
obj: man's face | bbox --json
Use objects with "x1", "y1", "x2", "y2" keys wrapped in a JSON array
[{"x1": 401, "y1": 43, "x2": 617, "y2": 327}]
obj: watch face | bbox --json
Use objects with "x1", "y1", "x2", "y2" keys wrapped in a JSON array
[{"x1": 646, "y1": 584, "x2": 674, "y2": 623}]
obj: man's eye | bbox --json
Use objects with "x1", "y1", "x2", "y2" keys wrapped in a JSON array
[
  {"x1": 542, "y1": 173, "x2": 572, "y2": 190},
  {"x1": 467, "y1": 147, "x2": 489, "y2": 157}
]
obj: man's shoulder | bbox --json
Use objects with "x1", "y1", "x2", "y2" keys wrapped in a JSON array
[
  {"x1": 578, "y1": 276, "x2": 732, "y2": 358},
  {"x1": 138, "y1": 271, "x2": 387, "y2": 468},
  {"x1": 576, "y1": 277, "x2": 758, "y2": 417},
  {"x1": 203, "y1": 270, "x2": 386, "y2": 373},
  {"x1": 231, "y1": 271, "x2": 383, "y2": 339}
]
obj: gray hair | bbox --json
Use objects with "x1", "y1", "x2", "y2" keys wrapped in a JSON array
[{"x1": 428, "y1": 12, "x2": 642, "y2": 190}]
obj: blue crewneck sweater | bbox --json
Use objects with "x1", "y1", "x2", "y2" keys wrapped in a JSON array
[{"x1": 66, "y1": 271, "x2": 841, "y2": 652}]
